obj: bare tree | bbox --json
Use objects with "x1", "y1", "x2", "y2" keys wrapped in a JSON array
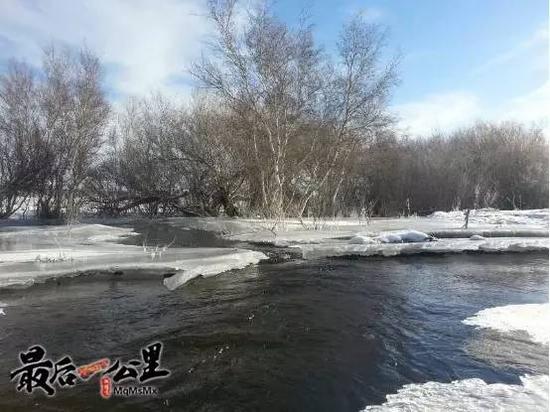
[
  {"x1": 192, "y1": 1, "x2": 397, "y2": 221},
  {"x1": 0, "y1": 62, "x2": 44, "y2": 218},
  {"x1": 35, "y1": 47, "x2": 109, "y2": 219}
]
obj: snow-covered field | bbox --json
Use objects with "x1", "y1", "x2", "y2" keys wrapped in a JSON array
[
  {"x1": 0, "y1": 224, "x2": 267, "y2": 289},
  {"x1": 362, "y1": 302, "x2": 549, "y2": 411}
]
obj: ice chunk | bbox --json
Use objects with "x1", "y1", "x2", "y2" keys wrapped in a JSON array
[
  {"x1": 376, "y1": 230, "x2": 433, "y2": 243},
  {"x1": 163, "y1": 249, "x2": 267, "y2": 290},
  {"x1": 349, "y1": 235, "x2": 377, "y2": 244},
  {"x1": 463, "y1": 303, "x2": 549, "y2": 345},
  {"x1": 362, "y1": 375, "x2": 548, "y2": 411}
]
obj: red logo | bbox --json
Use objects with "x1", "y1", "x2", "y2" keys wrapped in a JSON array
[
  {"x1": 100, "y1": 376, "x2": 112, "y2": 399},
  {"x1": 77, "y1": 358, "x2": 110, "y2": 379}
]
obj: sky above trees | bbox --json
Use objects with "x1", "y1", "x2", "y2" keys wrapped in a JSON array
[{"x1": 0, "y1": 0, "x2": 547, "y2": 136}]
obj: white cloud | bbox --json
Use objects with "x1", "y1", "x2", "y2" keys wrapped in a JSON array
[
  {"x1": 472, "y1": 26, "x2": 548, "y2": 77},
  {"x1": 0, "y1": 0, "x2": 213, "y2": 100},
  {"x1": 394, "y1": 83, "x2": 549, "y2": 137},
  {"x1": 393, "y1": 91, "x2": 481, "y2": 136},
  {"x1": 395, "y1": 24, "x2": 549, "y2": 137},
  {"x1": 499, "y1": 82, "x2": 550, "y2": 135}
]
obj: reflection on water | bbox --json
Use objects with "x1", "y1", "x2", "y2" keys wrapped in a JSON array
[{"x1": 0, "y1": 253, "x2": 547, "y2": 411}]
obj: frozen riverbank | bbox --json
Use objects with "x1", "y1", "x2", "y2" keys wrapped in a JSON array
[
  {"x1": 297, "y1": 237, "x2": 548, "y2": 259},
  {"x1": 166, "y1": 208, "x2": 547, "y2": 244},
  {"x1": 0, "y1": 223, "x2": 267, "y2": 289},
  {"x1": 164, "y1": 209, "x2": 549, "y2": 259}
]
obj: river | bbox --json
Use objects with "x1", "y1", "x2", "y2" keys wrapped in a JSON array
[{"x1": 0, "y1": 222, "x2": 547, "y2": 411}]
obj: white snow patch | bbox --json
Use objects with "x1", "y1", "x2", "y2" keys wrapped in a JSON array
[
  {"x1": 0, "y1": 224, "x2": 267, "y2": 289},
  {"x1": 167, "y1": 209, "x2": 548, "y2": 247},
  {"x1": 349, "y1": 230, "x2": 433, "y2": 245},
  {"x1": 376, "y1": 230, "x2": 433, "y2": 243},
  {"x1": 349, "y1": 235, "x2": 377, "y2": 244},
  {"x1": 469, "y1": 234, "x2": 486, "y2": 240},
  {"x1": 463, "y1": 303, "x2": 549, "y2": 345},
  {"x1": 430, "y1": 208, "x2": 549, "y2": 226},
  {"x1": 362, "y1": 375, "x2": 548, "y2": 411},
  {"x1": 298, "y1": 237, "x2": 548, "y2": 259}
]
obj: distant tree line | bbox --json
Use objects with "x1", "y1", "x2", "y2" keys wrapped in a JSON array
[
  {"x1": 1, "y1": 1, "x2": 548, "y2": 220},
  {"x1": 342, "y1": 123, "x2": 548, "y2": 216}
]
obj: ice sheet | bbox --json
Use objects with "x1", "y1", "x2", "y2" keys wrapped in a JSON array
[
  {"x1": 463, "y1": 303, "x2": 549, "y2": 345},
  {"x1": 0, "y1": 224, "x2": 267, "y2": 289},
  {"x1": 297, "y1": 237, "x2": 548, "y2": 259},
  {"x1": 362, "y1": 375, "x2": 548, "y2": 411}
]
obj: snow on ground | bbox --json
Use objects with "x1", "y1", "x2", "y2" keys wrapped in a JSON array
[
  {"x1": 0, "y1": 224, "x2": 267, "y2": 289},
  {"x1": 297, "y1": 237, "x2": 548, "y2": 259},
  {"x1": 375, "y1": 230, "x2": 434, "y2": 243},
  {"x1": 165, "y1": 209, "x2": 548, "y2": 248},
  {"x1": 362, "y1": 375, "x2": 548, "y2": 412},
  {"x1": 463, "y1": 303, "x2": 549, "y2": 345},
  {"x1": 430, "y1": 208, "x2": 549, "y2": 226}
]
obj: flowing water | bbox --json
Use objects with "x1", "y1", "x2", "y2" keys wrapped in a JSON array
[{"x1": 0, "y1": 222, "x2": 547, "y2": 411}]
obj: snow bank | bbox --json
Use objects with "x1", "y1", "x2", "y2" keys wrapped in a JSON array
[
  {"x1": 348, "y1": 230, "x2": 433, "y2": 245},
  {"x1": 297, "y1": 237, "x2": 548, "y2": 259},
  {"x1": 469, "y1": 234, "x2": 486, "y2": 240},
  {"x1": 349, "y1": 235, "x2": 377, "y2": 244},
  {"x1": 362, "y1": 375, "x2": 548, "y2": 411},
  {"x1": 0, "y1": 224, "x2": 268, "y2": 289},
  {"x1": 376, "y1": 230, "x2": 433, "y2": 243},
  {"x1": 430, "y1": 208, "x2": 549, "y2": 227},
  {"x1": 463, "y1": 303, "x2": 549, "y2": 345},
  {"x1": 431, "y1": 228, "x2": 548, "y2": 238},
  {"x1": 165, "y1": 209, "x2": 548, "y2": 247},
  {"x1": 0, "y1": 247, "x2": 268, "y2": 289}
]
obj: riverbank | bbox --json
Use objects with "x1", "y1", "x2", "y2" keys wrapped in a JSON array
[
  {"x1": 1, "y1": 209, "x2": 548, "y2": 290},
  {"x1": 0, "y1": 224, "x2": 267, "y2": 289}
]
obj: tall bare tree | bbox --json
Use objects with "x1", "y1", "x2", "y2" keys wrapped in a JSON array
[
  {"x1": 193, "y1": 1, "x2": 397, "y2": 221},
  {"x1": 36, "y1": 47, "x2": 109, "y2": 219},
  {"x1": 0, "y1": 62, "x2": 44, "y2": 217}
]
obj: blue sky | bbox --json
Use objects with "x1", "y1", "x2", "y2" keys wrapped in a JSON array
[{"x1": 0, "y1": 0, "x2": 547, "y2": 135}]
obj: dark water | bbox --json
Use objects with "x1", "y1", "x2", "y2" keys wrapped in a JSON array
[
  {"x1": 0, "y1": 248, "x2": 547, "y2": 411},
  {"x1": 118, "y1": 220, "x2": 235, "y2": 249}
]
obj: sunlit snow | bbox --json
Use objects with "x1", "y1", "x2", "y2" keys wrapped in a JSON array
[
  {"x1": 362, "y1": 375, "x2": 548, "y2": 412},
  {"x1": 0, "y1": 224, "x2": 267, "y2": 289},
  {"x1": 463, "y1": 303, "x2": 549, "y2": 345}
]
